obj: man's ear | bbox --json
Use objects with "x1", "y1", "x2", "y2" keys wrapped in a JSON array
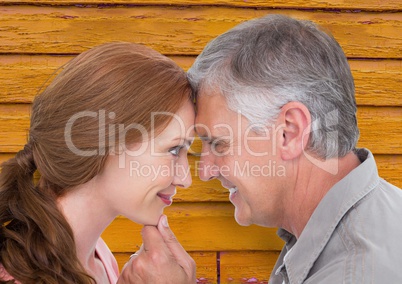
[{"x1": 277, "y1": 102, "x2": 311, "y2": 160}]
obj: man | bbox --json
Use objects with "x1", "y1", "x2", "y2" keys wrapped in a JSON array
[{"x1": 118, "y1": 14, "x2": 402, "y2": 283}]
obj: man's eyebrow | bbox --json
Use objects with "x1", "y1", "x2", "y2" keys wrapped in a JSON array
[
  {"x1": 197, "y1": 135, "x2": 227, "y2": 143},
  {"x1": 195, "y1": 126, "x2": 230, "y2": 142},
  {"x1": 195, "y1": 126, "x2": 207, "y2": 138}
]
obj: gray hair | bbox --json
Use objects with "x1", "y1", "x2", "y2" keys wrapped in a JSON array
[{"x1": 188, "y1": 14, "x2": 359, "y2": 159}]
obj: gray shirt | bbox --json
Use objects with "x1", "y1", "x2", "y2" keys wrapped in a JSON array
[{"x1": 269, "y1": 149, "x2": 402, "y2": 284}]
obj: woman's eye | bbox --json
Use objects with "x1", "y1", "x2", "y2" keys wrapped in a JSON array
[{"x1": 169, "y1": 146, "x2": 183, "y2": 156}]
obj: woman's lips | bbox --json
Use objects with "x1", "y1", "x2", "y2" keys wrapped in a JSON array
[{"x1": 157, "y1": 193, "x2": 174, "y2": 206}]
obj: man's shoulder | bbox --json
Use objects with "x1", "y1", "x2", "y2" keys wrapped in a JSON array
[
  {"x1": 378, "y1": 177, "x2": 402, "y2": 197},
  {"x1": 305, "y1": 257, "x2": 402, "y2": 284},
  {"x1": 306, "y1": 186, "x2": 402, "y2": 283},
  {"x1": 355, "y1": 176, "x2": 402, "y2": 219},
  {"x1": 338, "y1": 178, "x2": 402, "y2": 253}
]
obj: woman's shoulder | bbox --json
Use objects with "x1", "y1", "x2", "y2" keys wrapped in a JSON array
[
  {"x1": 0, "y1": 263, "x2": 20, "y2": 283},
  {"x1": 1, "y1": 240, "x2": 119, "y2": 284}
]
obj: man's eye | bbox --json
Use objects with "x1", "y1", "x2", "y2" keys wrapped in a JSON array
[
  {"x1": 210, "y1": 139, "x2": 227, "y2": 153},
  {"x1": 169, "y1": 146, "x2": 183, "y2": 156}
]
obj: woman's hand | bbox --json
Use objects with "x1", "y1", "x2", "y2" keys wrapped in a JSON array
[{"x1": 117, "y1": 215, "x2": 196, "y2": 284}]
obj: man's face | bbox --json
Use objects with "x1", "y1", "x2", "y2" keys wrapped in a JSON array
[{"x1": 195, "y1": 89, "x2": 288, "y2": 227}]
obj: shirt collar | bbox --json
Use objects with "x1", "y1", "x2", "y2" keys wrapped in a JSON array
[{"x1": 277, "y1": 148, "x2": 380, "y2": 284}]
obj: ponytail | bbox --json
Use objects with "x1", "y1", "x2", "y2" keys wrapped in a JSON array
[{"x1": 0, "y1": 143, "x2": 93, "y2": 284}]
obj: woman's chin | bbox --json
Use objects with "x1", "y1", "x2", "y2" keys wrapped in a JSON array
[
  {"x1": 135, "y1": 213, "x2": 163, "y2": 226},
  {"x1": 142, "y1": 220, "x2": 159, "y2": 226}
]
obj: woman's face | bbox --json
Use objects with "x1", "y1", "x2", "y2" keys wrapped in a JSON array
[{"x1": 96, "y1": 100, "x2": 195, "y2": 225}]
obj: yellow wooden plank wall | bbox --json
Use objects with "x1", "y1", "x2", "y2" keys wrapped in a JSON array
[{"x1": 0, "y1": 1, "x2": 401, "y2": 283}]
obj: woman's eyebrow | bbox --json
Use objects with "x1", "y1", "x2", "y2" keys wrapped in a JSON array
[{"x1": 170, "y1": 137, "x2": 194, "y2": 146}]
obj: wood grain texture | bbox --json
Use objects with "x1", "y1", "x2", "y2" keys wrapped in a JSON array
[
  {"x1": 114, "y1": 251, "x2": 218, "y2": 283},
  {"x1": 188, "y1": 251, "x2": 218, "y2": 284},
  {"x1": 0, "y1": 55, "x2": 193, "y2": 103},
  {"x1": 0, "y1": 55, "x2": 67, "y2": 103},
  {"x1": 0, "y1": 153, "x2": 14, "y2": 164},
  {"x1": 220, "y1": 251, "x2": 280, "y2": 284},
  {"x1": 101, "y1": 203, "x2": 284, "y2": 252},
  {"x1": 0, "y1": 7, "x2": 401, "y2": 58},
  {"x1": 356, "y1": 107, "x2": 402, "y2": 154},
  {"x1": 1, "y1": 56, "x2": 401, "y2": 106},
  {"x1": 0, "y1": 104, "x2": 30, "y2": 152},
  {"x1": 350, "y1": 60, "x2": 402, "y2": 107},
  {"x1": 0, "y1": 3, "x2": 400, "y2": 282},
  {"x1": 116, "y1": 251, "x2": 280, "y2": 284},
  {"x1": 375, "y1": 155, "x2": 402, "y2": 188},
  {"x1": 114, "y1": 251, "x2": 279, "y2": 284},
  {"x1": 0, "y1": 0, "x2": 401, "y2": 10}
]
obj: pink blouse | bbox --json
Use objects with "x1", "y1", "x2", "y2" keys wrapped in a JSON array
[
  {"x1": 96, "y1": 238, "x2": 120, "y2": 283},
  {"x1": 0, "y1": 238, "x2": 119, "y2": 283}
]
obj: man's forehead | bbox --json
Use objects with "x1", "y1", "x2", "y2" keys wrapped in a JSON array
[
  {"x1": 196, "y1": 86, "x2": 230, "y2": 111},
  {"x1": 195, "y1": 97, "x2": 240, "y2": 139},
  {"x1": 195, "y1": 93, "x2": 224, "y2": 123}
]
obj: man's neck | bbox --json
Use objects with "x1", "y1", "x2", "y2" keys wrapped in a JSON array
[{"x1": 282, "y1": 151, "x2": 361, "y2": 239}]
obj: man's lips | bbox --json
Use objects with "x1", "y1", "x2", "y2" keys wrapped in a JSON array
[
  {"x1": 219, "y1": 180, "x2": 236, "y2": 190},
  {"x1": 218, "y1": 179, "x2": 238, "y2": 201},
  {"x1": 229, "y1": 187, "x2": 238, "y2": 203}
]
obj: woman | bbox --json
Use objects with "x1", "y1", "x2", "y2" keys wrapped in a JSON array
[{"x1": 0, "y1": 42, "x2": 195, "y2": 283}]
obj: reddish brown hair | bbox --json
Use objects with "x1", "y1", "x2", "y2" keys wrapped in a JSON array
[{"x1": 0, "y1": 42, "x2": 192, "y2": 283}]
